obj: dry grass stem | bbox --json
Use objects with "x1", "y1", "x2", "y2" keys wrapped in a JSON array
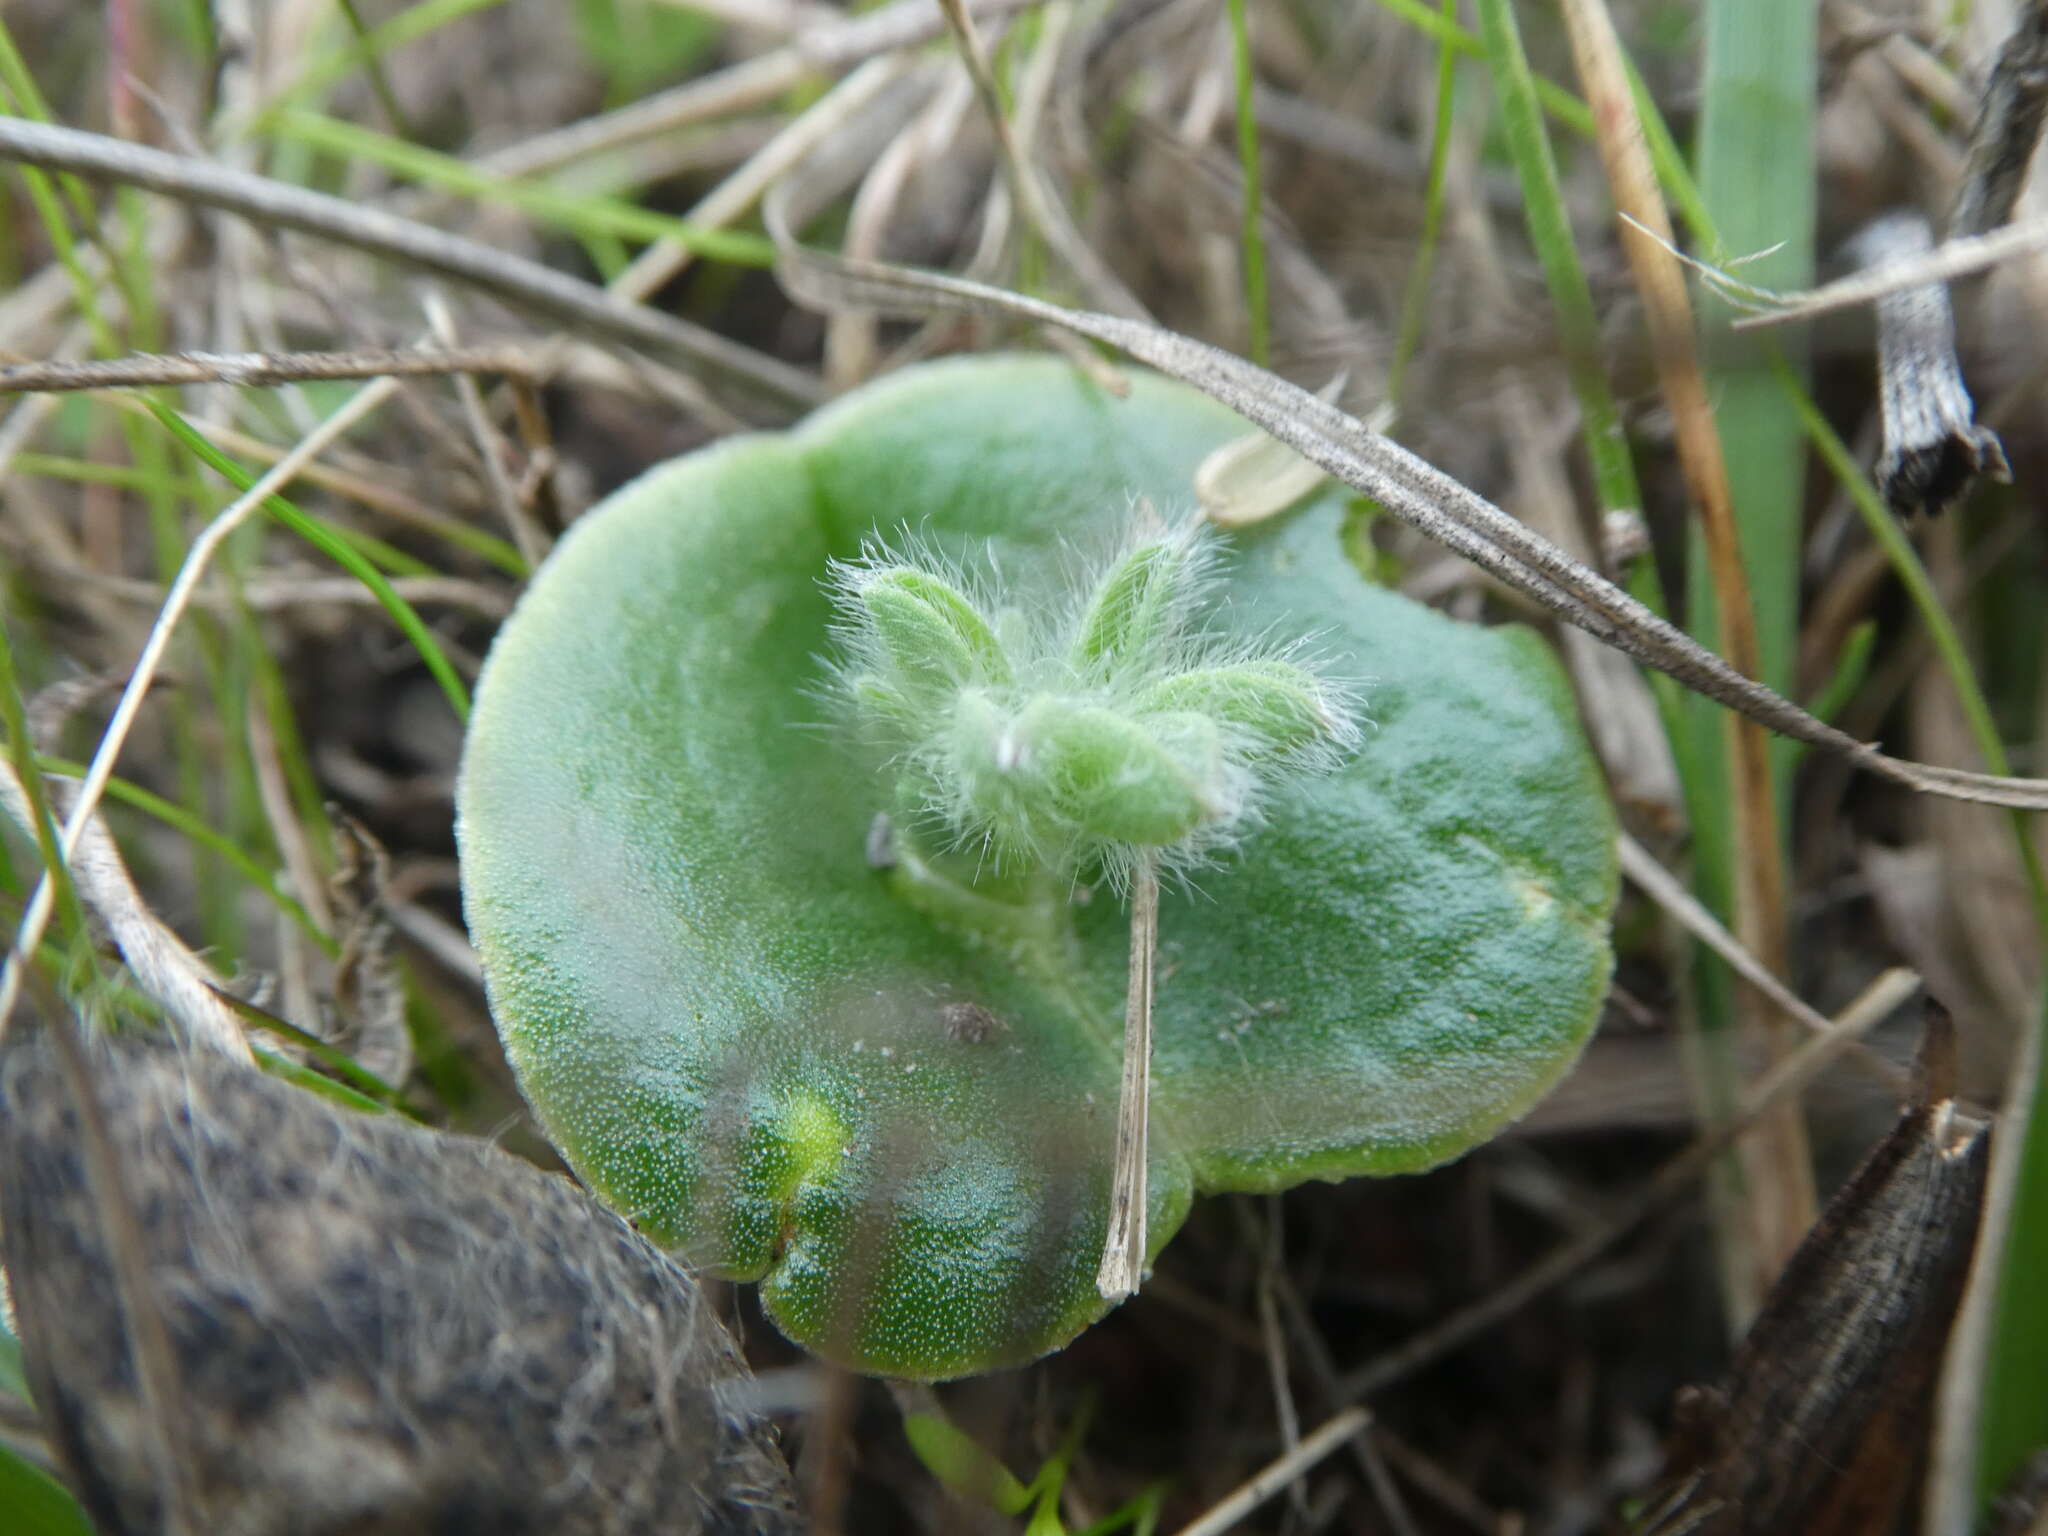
[
  {"x1": 0, "y1": 765, "x2": 252, "y2": 1064},
  {"x1": 0, "y1": 119, "x2": 819, "y2": 410},
  {"x1": 1171, "y1": 1406, "x2": 1373, "y2": 1536},
  {"x1": 936, "y1": 0, "x2": 1149, "y2": 318},
  {"x1": 610, "y1": 55, "x2": 919, "y2": 303},
  {"x1": 1096, "y1": 856, "x2": 1157, "y2": 1302},
  {"x1": 244, "y1": 702, "x2": 329, "y2": 1031},
  {"x1": 1722, "y1": 214, "x2": 2048, "y2": 329},
  {"x1": 472, "y1": 0, "x2": 1044, "y2": 182},
  {"x1": 1334, "y1": 968, "x2": 1922, "y2": 1405},
  {"x1": 0, "y1": 343, "x2": 543, "y2": 395},
  {"x1": 828, "y1": 71, "x2": 975, "y2": 385},
  {"x1": 0, "y1": 375, "x2": 401, "y2": 1035},
  {"x1": 425, "y1": 297, "x2": 550, "y2": 568},
  {"x1": 1554, "y1": 0, "x2": 1812, "y2": 1316},
  {"x1": 763, "y1": 213, "x2": 2048, "y2": 812},
  {"x1": 1617, "y1": 833, "x2": 1911, "y2": 1097}
]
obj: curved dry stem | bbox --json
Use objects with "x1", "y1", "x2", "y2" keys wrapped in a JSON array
[
  {"x1": 0, "y1": 118, "x2": 819, "y2": 411},
  {"x1": 761, "y1": 207, "x2": 2048, "y2": 812},
  {"x1": 0, "y1": 375, "x2": 395, "y2": 1034},
  {"x1": 0, "y1": 765, "x2": 252, "y2": 1063}
]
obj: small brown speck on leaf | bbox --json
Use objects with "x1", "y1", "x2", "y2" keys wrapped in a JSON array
[{"x1": 938, "y1": 1001, "x2": 1006, "y2": 1044}]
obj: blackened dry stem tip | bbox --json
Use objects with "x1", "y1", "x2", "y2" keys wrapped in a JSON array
[{"x1": 1849, "y1": 212, "x2": 2010, "y2": 520}]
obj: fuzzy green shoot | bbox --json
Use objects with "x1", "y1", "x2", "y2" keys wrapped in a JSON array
[
  {"x1": 828, "y1": 505, "x2": 1362, "y2": 1301},
  {"x1": 827, "y1": 509, "x2": 1360, "y2": 896}
]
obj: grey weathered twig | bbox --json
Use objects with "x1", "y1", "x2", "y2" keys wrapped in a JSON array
[
  {"x1": 0, "y1": 118, "x2": 819, "y2": 411},
  {"x1": 1837, "y1": 0, "x2": 2048, "y2": 519},
  {"x1": 1720, "y1": 213, "x2": 2048, "y2": 330},
  {"x1": 1847, "y1": 213, "x2": 2010, "y2": 518},
  {"x1": 762, "y1": 201, "x2": 2048, "y2": 811},
  {"x1": 1948, "y1": 0, "x2": 2048, "y2": 240}
]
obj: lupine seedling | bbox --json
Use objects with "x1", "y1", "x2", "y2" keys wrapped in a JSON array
[
  {"x1": 459, "y1": 354, "x2": 1618, "y2": 1378},
  {"x1": 825, "y1": 512, "x2": 1360, "y2": 1297}
]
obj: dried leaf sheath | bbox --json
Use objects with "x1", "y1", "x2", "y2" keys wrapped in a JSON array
[{"x1": 1647, "y1": 1004, "x2": 1991, "y2": 1535}]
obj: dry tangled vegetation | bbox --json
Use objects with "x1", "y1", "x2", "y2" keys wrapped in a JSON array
[{"x1": 1, "y1": 0, "x2": 2045, "y2": 1532}]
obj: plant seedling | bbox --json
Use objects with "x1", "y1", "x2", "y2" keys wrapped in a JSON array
[
  {"x1": 825, "y1": 513, "x2": 1361, "y2": 1298},
  {"x1": 458, "y1": 355, "x2": 1618, "y2": 1378}
]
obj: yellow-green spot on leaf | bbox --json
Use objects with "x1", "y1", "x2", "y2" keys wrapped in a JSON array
[{"x1": 767, "y1": 1091, "x2": 848, "y2": 1206}]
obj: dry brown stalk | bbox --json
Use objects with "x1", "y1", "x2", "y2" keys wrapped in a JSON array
[{"x1": 1553, "y1": 0, "x2": 1814, "y2": 1326}]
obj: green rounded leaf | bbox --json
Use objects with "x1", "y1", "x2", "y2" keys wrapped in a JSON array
[{"x1": 458, "y1": 355, "x2": 1617, "y2": 1379}]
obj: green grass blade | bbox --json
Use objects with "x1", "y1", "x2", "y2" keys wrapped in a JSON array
[
  {"x1": 265, "y1": 0, "x2": 511, "y2": 113},
  {"x1": 1470, "y1": 0, "x2": 1687, "y2": 766},
  {"x1": 1693, "y1": 0, "x2": 1813, "y2": 721},
  {"x1": 33, "y1": 754, "x2": 334, "y2": 953},
  {"x1": 1981, "y1": 1001, "x2": 2048, "y2": 1505},
  {"x1": 0, "y1": 1306, "x2": 27, "y2": 1401},
  {"x1": 0, "y1": 1444, "x2": 93, "y2": 1536},
  {"x1": 1804, "y1": 619, "x2": 1876, "y2": 729},
  {"x1": 142, "y1": 403, "x2": 472, "y2": 721},
  {"x1": 1473, "y1": 0, "x2": 1642, "y2": 521},
  {"x1": 1386, "y1": 0, "x2": 1459, "y2": 410},
  {"x1": 267, "y1": 108, "x2": 775, "y2": 267},
  {"x1": 1224, "y1": 0, "x2": 1269, "y2": 366},
  {"x1": 252, "y1": 1044, "x2": 401, "y2": 1117},
  {"x1": 334, "y1": 0, "x2": 417, "y2": 135},
  {"x1": 1370, "y1": 0, "x2": 1593, "y2": 135}
]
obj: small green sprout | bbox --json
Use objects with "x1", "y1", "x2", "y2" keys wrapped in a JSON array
[
  {"x1": 828, "y1": 506, "x2": 1362, "y2": 1298},
  {"x1": 826, "y1": 510, "x2": 1362, "y2": 894}
]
